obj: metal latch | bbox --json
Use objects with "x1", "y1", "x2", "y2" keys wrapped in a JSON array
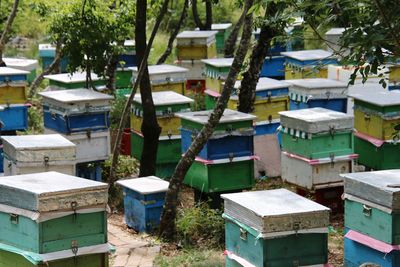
[
  {"x1": 364, "y1": 113, "x2": 371, "y2": 121},
  {"x1": 329, "y1": 126, "x2": 335, "y2": 138},
  {"x1": 239, "y1": 228, "x2": 247, "y2": 241},
  {"x1": 86, "y1": 129, "x2": 92, "y2": 139},
  {"x1": 293, "y1": 221, "x2": 301, "y2": 232},
  {"x1": 85, "y1": 103, "x2": 91, "y2": 113},
  {"x1": 325, "y1": 91, "x2": 331, "y2": 100},
  {"x1": 166, "y1": 76, "x2": 171, "y2": 83},
  {"x1": 363, "y1": 204, "x2": 372, "y2": 217},
  {"x1": 71, "y1": 201, "x2": 78, "y2": 222},
  {"x1": 10, "y1": 213, "x2": 19, "y2": 224},
  {"x1": 44, "y1": 156, "x2": 49, "y2": 167},
  {"x1": 140, "y1": 200, "x2": 157, "y2": 206},
  {"x1": 329, "y1": 153, "x2": 335, "y2": 167},
  {"x1": 51, "y1": 112, "x2": 57, "y2": 120},
  {"x1": 293, "y1": 260, "x2": 300, "y2": 267},
  {"x1": 226, "y1": 125, "x2": 233, "y2": 135},
  {"x1": 228, "y1": 152, "x2": 234, "y2": 163},
  {"x1": 268, "y1": 115, "x2": 272, "y2": 123},
  {"x1": 71, "y1": 240, "x2": 79, "y2": 265},
  {"x1": 167, "y1": 130, "x2": 172, "y2": 140},
  {"x1": 267, "y1": 91, "x2": 272, "y2": 102}
]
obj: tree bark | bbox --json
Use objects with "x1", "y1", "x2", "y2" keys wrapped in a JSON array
[
  {"x1": 157, "y1": 0, "x2": 189, "y2": 65},
  {"x1": 159, "y1": 0, "x2": 254, "y2": 241},
  {"x1": 205, "y1": 0, "x2": 212, "y2": 30},
  {"x1": 238, "y1": 4, "x2": 279, "y2": 113},
  {"x1": 224, "y1": 4, "x2": 247, "y2": 58},
  {"x1": 191, "y1": 0, "x2": 212, "y2": 30},
  {"x1": 108, "y1": 0, "x2": 170, "y2": 183},
  {"x1": 105, "y1": 53, "x2": 119, "y2": 91},
  {"x1": 0, "y1": 0, "x2": 20, "y2": 65}
]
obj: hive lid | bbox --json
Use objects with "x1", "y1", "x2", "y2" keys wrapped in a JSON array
[
  {"x1": 132, "y1": 91, "x2": 193, "y2": 106},
  {"x1": 342, "y1": 170, "x2": 400, "y2": 210},
  {"x1": 3, "y1": 58, "x2": 39, "y2": 71},
  {"x1": 39, "y1": 89, "x2": 113, "y2": 103},
  {"x1": 234, "y1": 77, "x2": 290, "y2": 91},
  {"x1": 222, "y1": 189, "x2": 330, "y2": 234},
  {"x1": 0, "y1": 67, "x2": 29, "y2": 76},
  {"x1": 2, "y1": 134, "x2": 75, "y2": 149},
  {"x1": 201, "y1": 58, "x2": 234, "y2": 67},
  {"x1": 38, "y1": 43, "x2": 55, "y2": 51},
  {"x1": 281, "y1": 49, "x2": 334, "y2": 61},
  {"x1": 130, "y1": 64, "x2": 188, "y2": 75},
  {"x1": 44, "y1": 72, "x2": 100, "y2": 83},
  {"x1": 348, "y1": 89, "x2": 400, "y2": 107},
  {"x1": 116, "y1": 176, "x2": 169, "y2": 194},
  {"x1": 279, "y1": 107, "x2": 353, "y2": 133},
  {"x1": 176, "y1": 109, "x2": 256, "y2": 124},
  {"x1": 211, "y1": 23, "x2": 232, "y2": 30},
  {"x1": 124, "y1": 40, "x2": 135, "y2": 47},
  {"x1": 286, "y1": 78, "x2": 347, "y2": 89},
  {"x1": 177, "y1": 30, "x2": 218, "y2": 38},
  {"x1": 325, "y1": 28, "x2": 346, "y2": 36}
]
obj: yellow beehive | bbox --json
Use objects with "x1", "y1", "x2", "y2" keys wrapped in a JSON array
[
  {"x1": 354, "y1": 109, "x2": 400, "y2": 141},
  {"x1": 151, "y1": 82, "x2": 185, "y2": 95},
  {"x1": 284, "y1": 67, "x2": 328, "y2": 80},
  {"x1": 0, "y1": 84, "x2": 27, "y2": 104},
  {"x1": 389, "y1": 64, "x2": 400, "y2": 84},
  {"x1": 176, "y1": 31, "x2": 218, "y2": 60},
  {"x1": 131, "y1": 115, "x2": 183, "y2": 136}
]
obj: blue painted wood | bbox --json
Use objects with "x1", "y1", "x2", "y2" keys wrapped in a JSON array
[
  {"x1": 43, "y1": 106, "x2": 110, "y2": 134},
  {"x1": 344, "y1": 236, "x2": 400, "y2": 267},
  {"x1": 0, "y1": 146, "x2": 3, "y2": 173},
  {"x1": 41, "y1": 57, "x2": 68, "y2": 73},
  {"x1": 0, "y1": 105, "x2": 28, "y2": 131},
  {"x1": 76, "y1": 161, "x2": 102, "y2": 182},
  {"x1": 285, "y1": 57, "x2": 338, "y2": 67},
  {"x1": 389, "y1": 84, "x2": 400, "y2": 91},
  {"x1": 254, "y1": 122, "x2": 282, "y2": 146},
  {"x1": 180, "y1": 128, "x2": 254, "y2": 160},
  {"x1": 255, "y1": 87, "x2": 288, "y2": 99},
  {"x1": 260, "y1": 56, "x2": 285, "y2": 78},
  {"x1": 289, "y1": 99, "x2": 347, "y2": 113},
  {"x1": 0, "y1": 74, "x2": 27, "y2": 82},
  {"x1": 123, "y1": 188, "x2": 166, "y2": 232},
  {"x1": 117, "y1": 54, "x2": 137, "y2": 68}
]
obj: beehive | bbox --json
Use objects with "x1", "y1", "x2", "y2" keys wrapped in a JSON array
[
  {"x1": 44, "y1": 72, "x2": 105, "y2": 90},
  {"x1": 38, "y1": 44, "x2": 68, "y2": 73},
  {"x1": 176, "y1": 31, "x2": 218, "y2": 60},
  {"x1": 202, "y1": 58, "x2": 233, "y2": 93},
  {"x1": 0, "y1": 67, "x2": 28, "y2": 104},
  {"x1": 3, "y1": 58, "x2": 38, "y2": 84},
  {"x1": 260, "y1": 56, "x2": 285, "y2": 79},
  {"x1": 0, "y1": 104, "x2": 29, "y2": 131}
]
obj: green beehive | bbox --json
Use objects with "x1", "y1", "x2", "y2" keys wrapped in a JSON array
[
  {"x1": 44, "y1": 72, "x2": 105, "y2": 90},
  {"x1": 116, "y1": 68, "x2": 132, "y2": 88},
  {"x1": 222, "y1": 189, "x2": 330, "y2": 267},
  {"x1": 279, "y1": 108, "x2": 354, "y2": 159},
  {"x1": 197, "y1": 23, "x2": 232, "y2": 53}
]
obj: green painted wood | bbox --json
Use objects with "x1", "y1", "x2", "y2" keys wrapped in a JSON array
[
  {"x1": 205, "y1": 94, "x2": 217, "y2": 110},
  {"x1": 345, "y1": 199, "x2": 400, "y2": 245},
  {"x1": 0, "y1": 250, "x2": 108, "y2": 267},
  {"x1": 281, "y1": 131, "x2": 354, "y2": 159},
  {"x1": 184, "y1": 159, "x2": 254, "y2": 193},
  {"x1": 130, "y1": 132, "x2": 181, "y2": 164},
  {"x1": 155, "y1": 163, "x2": 177, "y2": 180},
  {"x1": 354, "y1": 99, "x2": 400, "y2": 114},
  {"x1": 49, "y1": 80, "x2": 104, "y2": 90},
  {"x1": 181, "y1": 117, "x2": 253, "y2": 132},
  {"x1": 205, "y1": 64, "x2": 231, "y2": 76},
  {"x1": 27, "y1": 70, "x2": 37, "y2": 84},
  {"x1": 116, "y1": 70, "x2": 132, "y2": 88},
  {"x1": 225, "y1": 219, "x2": 328, "y2": 267},
  {"x1": 0, "y1": 211, "x2": 107, "y2": 254},
  {"x1": 354, "y1": 136, "x2": 400, "y2": 170}
]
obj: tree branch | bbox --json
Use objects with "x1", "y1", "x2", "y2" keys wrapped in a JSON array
[
  {"x1": 191, "y1": 0, "x2": 206, "y2": 30},
  {"x1": 0, "y1": 0, "x2": 20, "y2": 64},
  {"x1": 224, "y1": 4, "x2": 247, "y2": 57}
]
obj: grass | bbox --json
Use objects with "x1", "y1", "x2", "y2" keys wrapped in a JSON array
[{"x1": 154, "y1": 249, "x2": 224, "y2": 267}]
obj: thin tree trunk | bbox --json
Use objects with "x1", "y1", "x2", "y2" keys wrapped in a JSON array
[
  {"x1": 108, "y1": 0, "x2": 170, "y2": 183},
  {"x1": 0, "y1": 0, "x2": 20, "y2": 65},
  {"x1": 157, "y1": 0, "x2": 189, "y2": 65},
  {"x1": 224, "y1": 4, "x2": 246, "y2": 58},
  {"x1": 191, "y1": 0, "x2": 206, "y2": 30},
  {"x1": 105, "y1": 54, "x2": 118, "y2": 92},
  {"x1": 159, "y1": 0, "x2": 254, "y2": 241},
  {"x1": 136, "y1": 0, "x2": 162, "y2": 177},
  {"x1": 238, "y1": 4, "x2": 278, "y2": 113},
  {"x1": 205, "y1": 0, "x2": 212, "y2": 30}
]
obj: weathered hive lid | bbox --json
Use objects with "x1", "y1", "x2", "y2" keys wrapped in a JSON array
[
  {"x1": 131, "y1": 64, "x2": 188, "y2": 75},
  {"x1": 124, "y1": 40, "x2": 135, "y2": 47},
  {"x1": 116, "y1": 176, "x2": 169, "y2": 194},
  {"x1": 235, "y1": 77, "x2": 290, "y2": 91},
  {"x1": 348, "y1": 89, "x2": 400, "y2": 107},
  {"x1": 0, "y1": 171, "x2": 108, "y2": 212},
  {"x1": 44, "y1": 72, "x2": 100, "y2": 83},
  {"x1": 222, "y1": 189, "x2": 330, "y2": 235},
  {"x1": 176, "y1": 109, "x2": 256, "y2": 124},
  {"x1": 342, "y1": 170, "x2": 400, "y2": 210},
  {"x1": 281, "y1": 49, "x2": 333, "y2": 61},
  {"x1": 39, "y1": 89, "x2": 113, "y2": 103},
  {"x1": 325, "y1": 28, "x2": 345, "y2": 36},
  {"x1": 132, "y1": 91, "x2": 193, "y2": 106},
  {"x1": 2, "y1": 134, "x2": 75, "y2": 150},
  {"x1": 38, "y1": 43, "x2": 55, "y2": 51},
  {"x1": 287, "y1": 78, "x2": 347, "y2": 89},
  {"x1": 3, "y1": 58, "x2": 39, "y2": 71},
  {"x1": 211, "y1": 23, "x2": 232, "y2": 30},
  {"x1": 0, "y1": 67, "x2": 29, "y2": 76},
  {"x1": 201, "y1": 58, "x2": 233, "y2": 67},
  {"x1": 177, "y1": 30, "x2": 218, "y2": 39},
  {"x1": 279, "y1": 107, "x2": 353, "y2": 133}
]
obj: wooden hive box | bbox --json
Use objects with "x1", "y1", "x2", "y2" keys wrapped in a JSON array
[
  {"x1": 3, "y1": 58, "x2": 38, "y2": 84},
  {"x1": 0, "y1": 67, "x2": 28, "y2": 104},
  {"x1": 130, "y1": 64, "x2": 188, "y2": 95},
  {"x1": 282, "y1": 49, "x2": 337, "y2": 79},
  {"x1": 0, "y1": 172, "x2": 108, "y2": 254},
  {"x1": 327, "y1": 65, "x2": 385, "y2": 84},
  {"x1": 176, "y1": 31, "x2": 218, "y2": 60},
  {"x1": 196, "y1": 23, "x2": 232, "y2": 53},
  {"x1": 38, "y1": 44, "x2": 68, "y2": 73},
  {"x1": 348, "y1": 89, "x2": 400, "y2": 141},
  {"x1": 279, "y1": 108, "x2": 354, "y2": 159},
  {"x1": 0, "y1": 104, "x2": 29, "y2": 131},
  {"x1": 44, "y1": 128, "x2": 110, "y2": 164},
  {"x1": 175, "y1": 59, "x2": 205, "y2": 80},
  {"x1": 117, "y1": 39, "x2": 137, "y2": 68},
  {"x1": 202, "y1": 58, "x2": 233, "y2": 93},
  {"x1": 130, "y1": 91, "x2": 193, "y2": 136},
  {"x1": 260, "y1": 56, "x2": 286, "y2": 79},
  {"x1": 44, "y1": 72, "x2": 105, "y2": 90},
  {"x1": 287, "y1": 78, "x2": 348, "y2": 113},
  {"x1": 117, "y1": 176, "x2": 169, "y2": 232},
  {"x1": 222, "y1": 189, "x2": 330, "y2": 267},
  {"x1": 178, "y1": 109, "x2": 255, "y2": 160},
  {"x1": 116, "y1": 67, "x2": 132, "y2": 88},
  {"x1": 281, "y1": 151, "x2": 356, "y2": 190},
  {"x1": 342, "y1": 170, "x2": 400, "y2": 245},
  {"x1": 2, "y1": 134, "x2": 76, "y2": 176},
  {"x1": 39, "y1": 89, "x2": 113, "y2": 134}
]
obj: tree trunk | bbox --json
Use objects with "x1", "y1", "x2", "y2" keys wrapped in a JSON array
[
  {"x1": 205, "y1": 0, "x2": 212, "y2": 30},
  {"x1": 0, "y1": 0, "x2": 20, "y2": 65},
  {"x1": 108, "y1": 0, "x2": 170, "y2": 184},
  {"x1": 224, "y1": 4, "x2": 247, "y2": 58},
  {"x1": 159, "y1": 0, "x2": 254, "y2": 241},
  {"x1": 157, "y1": 0, "x2": 189, "y2": 65},
  {"x1": 136, "y1": 0, "x2": 162, "y2": 177},
  {"x1": 238, "y1": 4, "x2": 279, "y2": 113},
  {"x1": 191, "y1": 0, "x2": 212, "y2": 30},
  {"x1": 106, "y1": 53, "x2": 119, "y2": 91}
]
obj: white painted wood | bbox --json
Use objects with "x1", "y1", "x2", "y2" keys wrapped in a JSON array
[
  {"x1": 287, "y1": 78, "x2": 348, "y2": 100},
  {"x1": 4, "y1": 160, "x2": 76, "y2": 176},
  {"x1": 132, "y1": 91, "x2": 193, "y2": 106},
  {"x1": 177, "y1": 31, "x2": 218, "y2": 46},
  {"x1": 116, "y1": 176, "x2": 169, "y2": 194},
  {"x1": 281, "y1": 49, "x2": 333, "y2": 61},
  {"x1": 3, "y1": 58, "x2": 38, "y2": 72},
  {"x1": 130, "y1": 64, "x2": 188, "y2": 85},
  {"x1": 234, "y1": 77, "x2": 290, "y2": 91},
  {"x1": 254, "y1": 134, "x2": 281, "y2": 178},
  {"x1": 176, "y1": 60, "x2": 205, "y2": 80},
  {"x1": 176, "y1": 109, "x2": 256, "y2": 124}
]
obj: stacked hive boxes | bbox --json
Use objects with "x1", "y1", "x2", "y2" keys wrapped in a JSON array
[
  {"x1": 203, "y1": 58, "x2": 233, "y2": 109},
  {"x1": 280, "y1": 108, "x2": 356, "y2": 212},
  {"x1": 39, "y1": 89, "x2": 113, "y2": 181},
  {"x1": 287, "y1": 78, "x2": 348, "y2": 113},
  {"x1": 349, "y1": 89, "x2": 400, "y2": 170},
  {"x1": 2, "y1": 134, "x2": 76, "y2": 176},
  {"x1": 196, "y1": 23, "x2": 232, "y2": 53},
  {"x1": 38, "y1": 44, "x2": 68, "y2": 73},
  {"x1": 176, "y1": 31, "x2": 218, "y2": 98},
  {"x1": 388, "y1": 64, "x2": 400, "y2": 91},
  {"x1": 282, "y1": 49, "x2": 337, "y2": 79},
  {"x1": 0, "y1": 171, "x2": 112, "y2": 267},
  {"x1": 342, "y1": 170, "x2": 400, "y2": 266},
  {"x1": 44, "y1": 72, "x2": 105, "y2": 91},
  {"x1": 117, "y1": 176, "x2": 169, "y2": 232},
  {"x1": 3, "y1": 58, "x2": 38, "y2": 84},
  {"x1": 130, "y1": 91, "x2": 193, "y2": 178},
  {"x1": 178, "y1": 109, "x2": 256, "y2": 205},
  {"x1": 222, "y1": 189, "x2": 330, "y2": 266}
]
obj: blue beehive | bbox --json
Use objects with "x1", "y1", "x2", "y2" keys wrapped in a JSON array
[
  {"x1": 233, "y1": 77, "x2": 289, "y2": 98},
  {"x1": 39, "y1": 89, "x2": 113, "y2": 134},
  {"x1": 117, "y1": 177, "x2": 169, "y2": 233},
  {"x1": 287, "y1": 78, "x2": 348, "y2": 113},
  {"x1": 0, "y1": 104, "x2": 29, "y2": 131},
  {"x1": 260, "y1": 56, "x2": 285, "y2": 79},
  {"x1": 76, "y1": 161, "x2": 102, "y2": 182},
  {"x1": 0, "y1": 67, "x2": 28, "y2": 83},
  {"x1": 38, "y1": 44, "x2": 68, "y2": 73},
  {"x1": 117, "y1": 40, "x2": 137, "y2": 68}
]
